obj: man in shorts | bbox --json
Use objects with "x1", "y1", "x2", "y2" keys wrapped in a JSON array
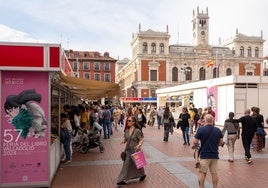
[{"x1": 193, "y1": 114, "x2": 224, "y2": 188}]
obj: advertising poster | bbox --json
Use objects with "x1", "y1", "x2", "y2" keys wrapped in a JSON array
[
  {"x1": 207, "y1": 86, "x2": 217, "y2": 121},
  {"x1": 1, "y1": 71, "x2": 49, "y2": 185}
]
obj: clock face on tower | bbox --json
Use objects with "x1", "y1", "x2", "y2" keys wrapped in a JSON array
[{"x1": 201, "y1": 31, "x2": 205, "y2": 35}]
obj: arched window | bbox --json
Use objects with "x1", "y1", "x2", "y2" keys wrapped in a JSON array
[
  {"x1": 263, "y1": 68, "x2": 268, "y2": 76},
  {"x1": 199, "y1": 67, "x2": 206, "y2": 80},
  {"x1": 160, "y1": 43, "x2": 164, "y2": 53},
  {"x1": 185, "y1": 67, "x2": 192, "y2": 81},
  {"x1": 255, "y1": 47, "x2": 259, "y2": 57},
  {"x1": 142, "y1": 42, "x2": 148, "y2": 53},
  {"x1": 151, "y1": 43, "x2": 156, "y2": 53},
  {"x1": 240, "y1": 46, "x2": 244, "y2": 57},
  {"x1": 172, "y1": 67, "x2": 178, "y2": 81},
  {"x1": 226, "y1": 68, "x2": 232, "y2": 76},
  {"x1": 247, "y1": 47, "x2": 252, "y2": 57}
]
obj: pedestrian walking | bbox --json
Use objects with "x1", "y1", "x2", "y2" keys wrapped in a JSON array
[
  {"x1": 234, "y1": 109, "x2": 257, "y2": 164},
  {"x1": 148, "y1": 108, "x2": 156, "y2": 127},
  {"x1": 137, "y1": 108, "x2": 147, "y2": 131},
  {"x1": 252, "y1": 107, "x2": 266, "y2": 151},
  {"x1": 102, "y1": 105, "x2": 111, "y2": 139},
  {"x1": 162, "y1": 107, "x2": 174, "y2": 142},
  {"x1": 117, "y1": 116, "x2": 146, "y2": 186},
  {"x1": 222, "y1": 112, "x2": 240, "y2": 162},
  {"x1": 193, "y1": 114, "x2": 224, "y2": 188},
  {"x1": 156, "y1": 106, "x2": 164, "y2": 130},
  {"x1": 178, "y1": 107, "x2": 191, "y2": 145}
]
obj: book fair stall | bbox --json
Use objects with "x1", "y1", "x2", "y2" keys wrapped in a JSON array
[
  {"x1": 0, "y1": 41, "x2": 121, "y2": 187},
  {"x1": 0, "y1": 42, "x2": 74, "y2": 187}
]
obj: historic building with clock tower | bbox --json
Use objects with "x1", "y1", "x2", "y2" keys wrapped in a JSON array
[{"x1": 116, "y1": 7, "x2": 266, "y2": 108}]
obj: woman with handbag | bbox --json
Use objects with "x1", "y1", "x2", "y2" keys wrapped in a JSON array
[
  {"x1": 222, "y1": 112, "x2": 240, "y2": 162},
  {"x1": 117, "y1": 116, "x2": 146, "y2": 186}
]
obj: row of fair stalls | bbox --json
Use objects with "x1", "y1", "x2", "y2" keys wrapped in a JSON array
[
  {"x1": 156, "y1": 75, "x2": 268, "y2": 125},
  {"x1": 0, "y1": 42, "x2": 79, "y2": 187},
  {"x1": 0, "y1": 41, "x2": 121, "y2": 187}
]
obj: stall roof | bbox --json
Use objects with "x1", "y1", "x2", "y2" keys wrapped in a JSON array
[{"x1": 58, "y1": 73, "x2": 121, "y2": 99}]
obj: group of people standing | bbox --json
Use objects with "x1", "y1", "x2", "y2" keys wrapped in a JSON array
[
  {"x1": 59, "y1": 103, "x2": 126, "y2": 164},
  {"x1": 192, "y1": 106, "x2": 266, "y2": 188}
]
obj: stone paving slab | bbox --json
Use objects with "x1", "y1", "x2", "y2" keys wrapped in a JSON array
[{"x1": 51, "y1": 122, "x2": 268, "y2": 188}]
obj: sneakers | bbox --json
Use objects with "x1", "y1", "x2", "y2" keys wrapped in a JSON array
[
  {"x1": 139, "y1": 175, "x2": 146, "y2": 182},
  {"x1": 247, "y1": 158, "x2": 253, "y2": 164},
  {"x1": 63, "y1": 160, "x2": 71, "y2": 165},
  {"x1": 244, "y1": 157, "x2": 253, "y2": 164},
  {"x1": 117, "y1": 181, "x2": 126, "y2": 186}
]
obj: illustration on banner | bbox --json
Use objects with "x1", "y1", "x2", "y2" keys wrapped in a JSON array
[{"x1": 4, "y1": 89, "x2": 47, "y2": 138}]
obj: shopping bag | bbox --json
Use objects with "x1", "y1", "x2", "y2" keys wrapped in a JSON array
[
  {"x1": 223, "y1": 130, "x2": 228, "y2": 144},
  {"x1": 131, "y1": 150, "x2": 147, "y2": 169}
]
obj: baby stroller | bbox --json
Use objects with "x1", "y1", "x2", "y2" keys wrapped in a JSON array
[{"x1": 79, "y1": 122, "x2": 104, "y2": 154}]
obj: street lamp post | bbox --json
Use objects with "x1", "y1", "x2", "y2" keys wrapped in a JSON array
[{"x1": 181, "y1": 64, "x2": 191, "y2": 82}]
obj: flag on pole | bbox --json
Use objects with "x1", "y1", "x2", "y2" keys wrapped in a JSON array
[{"x1": 205, "y1": 60, "x2": 214, "y2": 68}]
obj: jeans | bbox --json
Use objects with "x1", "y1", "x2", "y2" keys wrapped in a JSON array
[
  {"x1": 103, "y1": 119, "x2": 111, "y2": 138},
  {"x1": 182, "y1": 126, "x2": 190, "y2": 144},
  {"x1": 163, "y1": 123, "x2": 171, "y2": 141},
  {"x1": 157, "y1": 116, "x2": 162, "y2": 129},
  {"x1": 62, "y1": 132, "x2": 71, "y2": 161}
]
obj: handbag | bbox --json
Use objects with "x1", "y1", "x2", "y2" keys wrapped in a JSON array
[
  {"x1": 170, "y1": 124, "x2": 174, "y2": 134},
  {"x1": 120, "y1": 151, "x2": 126, "y2": 161},
  {"x1": 120, "y1": 129, "x2": 134, "y2": 161},
  {"x1": 223, "y1": 130, "x2": 228, "y2": 144},
  {"x1": 256, "y1": 127, "x2": 266, "y2": 136},
  {"x1": 131, "y1": 150, "x2": 147, "y2": 169}
]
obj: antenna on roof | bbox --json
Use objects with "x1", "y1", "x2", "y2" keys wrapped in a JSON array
[{"x1": 67, "y1": 37, "x2": 69, "y2": 50}]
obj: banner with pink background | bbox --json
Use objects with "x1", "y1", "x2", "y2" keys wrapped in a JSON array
[
  {"x1": 207, "y1": 86, "x2": 217, "y2": 121},
  {"x1": 1, "y1": 71, "x2": 49, "y2": 185}
]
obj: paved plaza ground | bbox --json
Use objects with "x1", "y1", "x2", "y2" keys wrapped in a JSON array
[{"x1": 51, "y1": 122, "x2": 268, "y2": 188}]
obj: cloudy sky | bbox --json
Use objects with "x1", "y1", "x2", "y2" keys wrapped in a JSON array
[{"x1": 0, "y1": 0, "x2": 267, "y2": 59}]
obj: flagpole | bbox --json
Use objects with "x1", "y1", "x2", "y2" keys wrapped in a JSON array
[{"x1": 216, "y1": 49, "x2": 219, "y2": 78}]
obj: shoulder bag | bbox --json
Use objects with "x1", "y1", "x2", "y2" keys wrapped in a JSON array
[
  {"x1": 120, "y1": 130, "x2": 134, "y2": 161},
  {"x1": 197, "y1": 126, "x2": 214, "y2": 157}
]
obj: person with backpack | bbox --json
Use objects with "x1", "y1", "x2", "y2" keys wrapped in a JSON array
[{"x1": 162, "y1": 107, "x2": 174, "y2": 142}]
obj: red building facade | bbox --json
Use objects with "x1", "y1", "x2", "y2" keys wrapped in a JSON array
[{"x1": 65, "y1": 50, "x2": 117, "y2": 83}]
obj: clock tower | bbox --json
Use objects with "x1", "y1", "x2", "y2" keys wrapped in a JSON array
[{"x1": 192, "y1": 7, "x2": 209, "y2": 46}]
